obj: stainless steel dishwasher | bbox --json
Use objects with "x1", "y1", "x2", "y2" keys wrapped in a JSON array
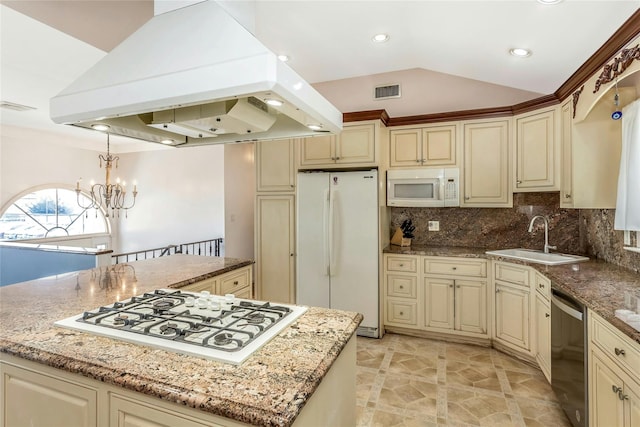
[{"x1": 551, "y1": 288, "x2": 588, "y2": 427}]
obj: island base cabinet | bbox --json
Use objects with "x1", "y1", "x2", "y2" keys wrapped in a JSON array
[
  {"x1": 1, "y1": 337, "x2": 356, "y2": 427},
  {"x1": 1, "y1": 362, "x2": 98, "y2": 427}
]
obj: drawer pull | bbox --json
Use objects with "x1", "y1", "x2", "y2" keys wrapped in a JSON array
[
  {"x1": 619, "y1": 392, "x2": 629, "y2": 401},
  {"x1": 399, "y1": 263, "x2": 404, "y2": 267},
  {"x1": 399, "y1": 311, "x2": 404, "y2": 316},
  {"x1": 452, "y1": 267, "x2": 457, "y2": 271},
  {"x1": 538, "y1": 283, "x2": 544, "y2": 289},
  {"x1": 612, "y1": 385, "x2": 623, "y2": 394},
  {"x1": 399, "y1": 285, "x2": 404, "y2": 289},
  {"x1": 545, "y1": 313, "x2": 550, "y2": 318},
  {"x1": 614, "y1": 347, "x2": 626, "y2": 356},
  {"x1": 233, "y1": 280, "x2": 239, "y2": 285},
  {"x1": 449, "y1": 284, "x2": 453, "y2": 288}
]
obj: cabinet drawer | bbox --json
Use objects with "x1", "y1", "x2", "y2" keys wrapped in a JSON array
[
  {"x1": 386, "y1": 256, "x2": 418, "y2": 273},
  {"x1": 533, "y1": 271, "x2": 551, "y2": 299},
  {"x1": 590, "y1": 312, "x2": 640, "y2": 379},
  {"x1": 423, "y1": 257, "x2": 487, "y2": 277},
  {"x1": 386, "y1": 274, "x2": 417, "y2": 298},
  {"x1": 494, "y1": 262, "x2": 529, "y2": 287},
  {"x1": 181, "y1": 277, "x2": 216, "y2": 293},
  {"x1": 386, "y1": 299, "x2": 418, "y2": 326},
  {"x1": 219, "y1": 268, "x2": 251, "y2": 295}
]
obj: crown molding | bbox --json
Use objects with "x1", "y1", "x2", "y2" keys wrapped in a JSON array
[{"x1": 343, "y1": 110, "x2": 390, "y2": 126}]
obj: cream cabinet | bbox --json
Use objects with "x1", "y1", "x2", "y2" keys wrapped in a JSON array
[
  {"x1": 181, "y1": 265, "x2": 252, "y2": 299},
  {"x1": 560, "y1": 99, "x2": 574, "y2": 208},
  {"x1": 589, "y1": 311, "x2": 640, "y2": 427},
  {"x1": 514, "y1": 108, "x2": 558, "y2": 192},
  {"x1": 256, "y1": 139, "x2": 296, "y2": 192},
  {"x1": 384, "y1": 254, "x2": 420, "y2": 328},
  {"x1": 1, "y1": 362, "x2": 98, "y2": 427},
  {"x1": 110, "y1": 393, "x2": 218, "y2": 427},
  {"x1": 383, "y1": 254, "x2": 487, "y2": 338},
  {"x1": 533, "y1": 271, "x2": 551, "y2": 381},
  {"x1": 300, "y1": 123, "x2": 376, "y2": 168},
  {"x1": 389, "y1": 124, "x2": 457, "y2": 167},
  {"x1": 462, "y1": 119, "x2": 512, "y2": 207},
  {"x1": 255, "y1": 195, "x2": 295, "y2": 304},
  {"x1": 493, "y1": 261, "x2": 531, "y2": 353}
]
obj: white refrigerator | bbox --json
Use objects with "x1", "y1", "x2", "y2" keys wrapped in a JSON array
[{"x1": 296, "y1": 170, "x2": 379, "y2": 338}]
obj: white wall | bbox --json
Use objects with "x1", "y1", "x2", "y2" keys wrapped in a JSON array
[
  {"x1": 1, "y1": 125, "x2": 228, "y2": 255},
  {"x1": 116, "y1": 144, "x2": 225, "y2": 253},
  {"x1": 224, "y1": 143, "x2": 255, "y2": 260}
]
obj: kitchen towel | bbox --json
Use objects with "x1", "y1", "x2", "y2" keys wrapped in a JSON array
[{"x1": 615, "y1": 98, "x2": 640, "y2": 231}]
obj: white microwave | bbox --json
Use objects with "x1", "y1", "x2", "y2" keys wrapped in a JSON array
[{"x1": 387, "y1": 168, "x2": 460, "y2": 207}]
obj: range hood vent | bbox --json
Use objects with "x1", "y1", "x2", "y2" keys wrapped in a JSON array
[{"x1": 49, "y1": 0, "x2": 342, "y2": 146}]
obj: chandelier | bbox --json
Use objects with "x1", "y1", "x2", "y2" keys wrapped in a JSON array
[{"x1": 76, "y1": 130, "x2": 137, "y2": 217}]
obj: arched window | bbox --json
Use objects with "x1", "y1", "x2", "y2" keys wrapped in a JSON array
[{"x1": 0, "y1": 187, "x2": 109, "y2": 241}]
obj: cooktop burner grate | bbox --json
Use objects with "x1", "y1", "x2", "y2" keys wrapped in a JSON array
[{"x1": 55, "y1": 289, "x2": 307, "y2": 364}]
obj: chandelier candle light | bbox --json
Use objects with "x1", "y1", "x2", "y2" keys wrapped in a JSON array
[{"x1": 76, "y1": 132, "x2": 137, "y2": 217}]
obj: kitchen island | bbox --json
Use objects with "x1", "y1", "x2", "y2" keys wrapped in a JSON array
[{"x1": 0, "y1": 255, "x2": 362, "y2": 427}]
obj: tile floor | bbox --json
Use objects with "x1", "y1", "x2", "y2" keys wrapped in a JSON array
[{"x1": 356, "y1": 333, "x2": 572, "y2": 427}]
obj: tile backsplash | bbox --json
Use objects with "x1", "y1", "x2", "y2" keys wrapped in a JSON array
[{"x1": 390, "y1": 192, "x2": 639, "y2": 272}]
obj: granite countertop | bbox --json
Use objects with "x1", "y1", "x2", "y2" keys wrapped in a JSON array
[
  {"x1": 384, "y1": 245, "x2": 640, "y2": 344},
  {"x1": 0, "y1": 255, "x2": 362, "y2": 427}
]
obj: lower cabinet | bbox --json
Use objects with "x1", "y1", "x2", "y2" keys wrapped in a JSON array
[
  {"x1": 384, "y1": 254, "x2": 488, "y2": 339},
  {"x1": 589, "y1": 312, "x2": 640, "y2": 427},
  {"x1": 535, "y1": 292, "x2": 551, "y2": 382},
  {"x1": 110, "y1": 393, "x2": 220, "y2": 427},
  {"x1": 495, "y1": 280, "x2": 530, "y2": 352},
  {"x1": 1, "y1": 362, "x2": 98, "y2": 427},
  {"x1": 180, "y1": 265, "x2": 253, "y2": 299}
]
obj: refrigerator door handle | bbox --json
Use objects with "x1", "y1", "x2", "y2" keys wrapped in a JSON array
[
  {"x1": 329, "y1": 188, "x2": 337, "y2": 276},
  {"x1": 323, "y1": 189, "x2": 330, "y2": 276}
]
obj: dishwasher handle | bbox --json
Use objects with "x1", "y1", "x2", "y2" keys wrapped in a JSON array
[{"x1": 551, "y1": 292, "x2": 583, "y2": 321}]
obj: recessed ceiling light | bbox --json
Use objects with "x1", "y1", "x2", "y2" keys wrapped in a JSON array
[
  {"x1": 509, "y1": 48, "x2": 532, "y2": 58},
  {"x1": 307, "y1": 124, "x2": 322, "y2": 131},
  {"x1": 91, "y1": 124, "x2": 110, "y2": 131},
  {"x1": 160, "y1": 139, "x2": 174, "y2": 145},
  {"x1": 277, "y1": 54, "x2": 289, "y2": 62},
  {"x1": 537, "y1": 0, "x2": 563, "y2": 4},
  {"x1": 265, "y1": 99, "x2": 284, "y2": 107},
  {"x1": 372, "y1": 33, "x2": 390, "y2": 43}
]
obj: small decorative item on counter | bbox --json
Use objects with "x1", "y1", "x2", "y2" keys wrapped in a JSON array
[{"x1": 391, "y1": 219, "x2": 415, "y2": 247}]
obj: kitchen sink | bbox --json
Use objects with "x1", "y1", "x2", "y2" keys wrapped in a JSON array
[{"x1": 485, "y1": 248, "x2": 589, "y2": 266}]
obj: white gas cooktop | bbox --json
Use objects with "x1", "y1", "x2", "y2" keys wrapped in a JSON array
[{"x1": 55, "y1": 289, "x2": 307, "y2": 364}]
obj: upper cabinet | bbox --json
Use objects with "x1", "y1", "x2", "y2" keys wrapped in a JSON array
[
  {"x1": 389, "y1": 124, "x2": 457, "y2": 168},
  {"x1": 256, "y1": 139, "x2": 296, "y2": 192},
  {"x1": 461, "y1": 119, "x2": 512, "y2": 207},
  {"x1": 514, "y1": 108, "x2": 559, "y2": 192},
  {"x1": 300, "y1": 122, "x2": 377, "y2": 168}
]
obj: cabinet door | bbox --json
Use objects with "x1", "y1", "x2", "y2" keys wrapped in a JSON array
[
  {"x1": 256, "y1": 139, "x2": 296, "y2": 192},
  {"x1": 336, "y1": 123, "x2": 375, "y2": 164},
  {"x1": 535, "y1": 293, "x2": 551, "y2": 382},
  {"x1": 462, "y1": 120, "x2": 511, "y2": 207},
  {"x1": 255, "y1": 195, "x2": 295, "y2": 303},
  {"x1": 2, "y1": 363, "x2": 98, "y2": 427},
  {"x1": 389, "y1": 129, "x2": 421, "y2": 167},
  {"x1": 300, "y1": 135, "x2": 335, "y2": 166},
  {"x1": 424, "y1": 277, "x2": 454, "y2": 330},
  {"x1": 626, "y1": 379, "x2": 640, "y2": 427},
  {"x1": 515, "y1": 109, "x2": 556, "y2": 191},
  {"x1": 110, "y1": 393, "x2": 217, "y2": 427},
  {"x1": 455, "y1": 280, "x2": 487, "y2": 335},
  {"x1": 422, "y1": 125, "x2": 456, "y2": 166},
  {"x1": 590, "y1": 350, "x2": 625, "y2": 427},
  {"x1": 495, "y1": 281, "x2": 530, "y2": 351},
  {"x1": 560, "y1": 100, "x2": 574, "y2": 208}
]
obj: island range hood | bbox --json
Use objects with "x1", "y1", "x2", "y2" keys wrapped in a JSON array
[{"x1": 49, "y1": 1, "x2": 342, "y2": 146}]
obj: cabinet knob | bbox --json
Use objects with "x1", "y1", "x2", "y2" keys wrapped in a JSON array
[
  {"x1": 613, "y1": 385, "x2": 623, "y2": 394},
  {"x1": 496, "y1": 289, "x2": 501, "y2": 293},
  {"x1": 619, "y1": 392, "x2": 629, "y2": 401},
  {"x1": 399, "y1": 285, "x2": 404, "y2": 289},
  {"x1": 416, "y1": 159, "x2": 421, "y2": 163},
  {"x1": 233, "y1": 280, "x2": 238, "y2": 285},
  {"x1": 336, "y1": 157, "x2": 340, "y2": 160},
  {"x1": 545, "y1": 313, "x2": 550, "y2": 318},
  {"x1": 517, "y1": 180, "x2": 522, "y2": 184},
  {"x1": 465, "y1": 196, "x2": 470, "y2": 200},
  {"x1": 456, "y1": 285, "x2": 460, "y2": 289},
  {"x1": 449, "y1": 284, "x2": 453, "y2": 288},
  {"x1": 452, "y1": 267, "x2": 457, "y2": 270},
  {"x1": 538, "y1": 283, "x2": 544, "y2": 289},
  {"x1": 614, "y1": 347, "x2": 626, "y2": 356},
  {"x1": 399, "y1": 311, "x2": 404, "y2": 315},
  {"x1": 290, "y1": 253, "x2": 294, "y2": 257},
  {"x1": 565, "y1": 194, "x2": 572, "y2": 199},
  {"x1": 399, "y1": 263, "x2": 404, "y2": 267}
]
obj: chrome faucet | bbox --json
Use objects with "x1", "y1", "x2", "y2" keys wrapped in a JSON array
[{"x1": 528, "y1": 215, "x2": 557, "y2": 254}]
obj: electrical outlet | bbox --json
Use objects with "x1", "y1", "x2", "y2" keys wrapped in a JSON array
[{"x1": 428, "y1": 221, "x2": 440, "y2": 231}]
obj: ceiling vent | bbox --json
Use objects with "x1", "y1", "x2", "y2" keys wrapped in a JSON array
[
  {"x1": 374, "y1": 84, "x2": 401, "y2": 100},
  {"x1": 1, "y1": 101, "x2": 36, "y2": 112}
]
